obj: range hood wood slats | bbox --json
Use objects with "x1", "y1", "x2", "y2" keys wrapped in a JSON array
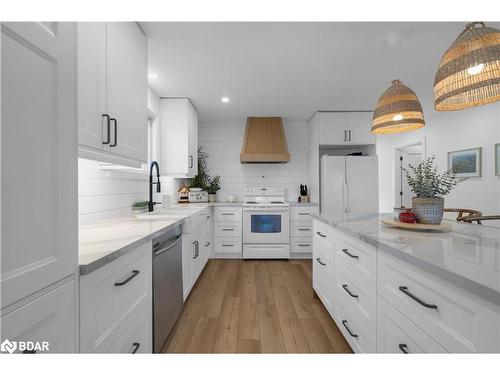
[{"x1": 240, "y1": 117, "x2": 290, "y2": 164}]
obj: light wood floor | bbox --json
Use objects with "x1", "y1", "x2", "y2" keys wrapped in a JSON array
[{"x1": 161, "y1": 259, "x2": 352, "y2": 353}]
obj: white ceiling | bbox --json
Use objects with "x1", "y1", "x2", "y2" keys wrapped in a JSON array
[{"x1": 140, "y1": 22, "x2": 500, "y2": 123}]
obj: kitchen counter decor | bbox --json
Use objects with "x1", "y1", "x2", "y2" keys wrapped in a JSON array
[
  {"x1": 405, "y1": 156, "x2": 467, "y2": 224},
  {"x1": 434, "y1": 22, "x2": 500, "y2": 111}
]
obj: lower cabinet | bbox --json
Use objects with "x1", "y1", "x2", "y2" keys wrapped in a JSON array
[
  {"x1": 182, "y1": 208, "x2": 212, "y2": 301},
  {"x1": 0, "y1": 280, "x2": 76, "y2": 353},
  {"x1": 79, "y1": 241, "x2": 152, "y2": 353},
  {"x1": 377, "y1": 297, "x2": 445, "y2": 353},
  {"x1": 213, "y1": 207, "x2": 242, "y2": 257}
]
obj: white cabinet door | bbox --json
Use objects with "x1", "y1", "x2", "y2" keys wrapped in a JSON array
[
  {"x1": 188, "y1": 101, "x2": 198, "y2": 177},
  {"x1": 0, "y1": 280, "x2": 76, "y2": 353},
  {"x1": 1, "y1": 22, "x2": 77, "y2": 308},
  {"x1": 77, "y1": 22, "x2": 107, "y2": 151},
  {"x1": 106, "y1": 22, "x2": 147, "y2": 162},
  {"x1": 161, "y1": 98, "x2": 199, "y2": 177},
  {"x1": 346, "y1": 112, "x2": 375, "y2": 144},
  {"x1": 318, "y1": 112, "x2": 347, "y2": 145}
]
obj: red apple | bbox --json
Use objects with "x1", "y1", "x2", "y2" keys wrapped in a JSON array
[{"x1": 399, "y1": 210, "x2": 416, "y2": 223}]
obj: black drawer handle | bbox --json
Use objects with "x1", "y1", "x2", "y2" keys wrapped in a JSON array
[
  {"x1": 298, "y1": 244, "x2": 311, "y2": 247},
  {"x1": 341, "y1": 320, "x2": 358, "y2": 338},
  {"x1": 298, "y1": 228, "x2": 311, "y2": 231},
  {"x1": 22, "y1": 349, "x2": 37, "y2": 354},
  {"x1": 399, "y1": 286, "x2": 437, "y2": 309},
  {"x1": 399, "y1": 344, "x2": 409, "y2": 354},
  {"x1": 132, "y1": 342, "x2": 140, "y2": 354},
  {"x1": 298, "y1": 212, "x2": 310, "y2": 215},
  {"x1": 222, "y1": 244, "x2": 234, "y2": 247},
  {"x1": 342, "y1": 248, "x2": 359, "y2": 259},
  {"x1": 342, "y1": 284, "x2": 359, "y2": 298},
  {"x1": 189, "y1": 155, "x2": 193, "y2": 168},
  {"x1": 222, "y1": 213, "x2": 234, "y2": 215},
  {"x1": 205, "y1": 242, "x2": 210, "y2": 247},
  {"x1": 316, "y1": 257, "x2": 326, "y2": 266},
  {"x1": 110, "y1": 118, "x2": 117, "y2": 147},
  {"x1": 222, "y1": 228, "x2": 234, "y2": 231},
  {"x1": 316, "y1": 231, "x2": 326, "y2": 238},
  {"x1": 114, "y1": 270, "x2": 140, "y2": 286}
]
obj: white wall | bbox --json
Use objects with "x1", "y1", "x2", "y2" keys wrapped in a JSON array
[
  {"x1": 377, "y1": 103, "x2": 500, "y2": 223},
  {"x1": 199, "y1": 119, "x2": 310, "y2": 202},
  {"x1": 78, "y1": 88, "x2": 185, "y2": 224}
]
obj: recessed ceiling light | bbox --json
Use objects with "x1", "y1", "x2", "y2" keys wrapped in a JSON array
[
  {"x1": 148, "y1": 72, "x2": 158, "y2": 80},
  {"x1": 221, "y1": 97, "x2": 230, "y2": 103}
]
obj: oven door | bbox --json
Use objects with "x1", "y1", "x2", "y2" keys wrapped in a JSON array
[{"x1": 243, "y1": 207, "x2": 289, "y2": 244}]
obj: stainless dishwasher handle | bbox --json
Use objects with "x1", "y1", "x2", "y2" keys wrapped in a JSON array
[{"x1": 153, "y1": 235, "x2": 181, "y2": 256}]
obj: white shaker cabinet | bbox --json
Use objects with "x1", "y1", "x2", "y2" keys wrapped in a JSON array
[
  {"x1": 77, "y1": 22, "x2": 147, "y2": 166},
  {"x1": 317, "y1": 112, "x2": 375, "y2": 146},
  {"x1": 160, "y1": 98, "x2": 199, "y2": 178},
  {"x1": 1, "y1": 22, "x2": 78, "y2": 309}
]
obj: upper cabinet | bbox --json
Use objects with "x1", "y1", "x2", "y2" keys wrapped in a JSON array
[
  {"x1": 77, "y1": 22, "x2": 147, "y2": 166},
  {"x1": 160, "y1": 98, "x2": 199, "y2": 178},
  {"x1": 318, "y1": 112, "x2": 375, "y2": 145}
]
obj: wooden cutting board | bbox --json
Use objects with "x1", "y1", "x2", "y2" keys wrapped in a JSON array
[{"x1": 381, "y1": 218, "x2": 452, "y2": 232}]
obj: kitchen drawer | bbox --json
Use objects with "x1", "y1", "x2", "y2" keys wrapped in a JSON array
[
  {"x1": 214, "y1": 238, "x2": 242, "y2": 254},
  {"x1": 80, "y1": 241, "x2": 152, "y2": 352},
  {"x1": 291, "y1": 221, "x2": 313, "y2": 237},
  {"x1": 312, "y1": 249, "x2": 334, "y2": 315},
  {"x1": 334, "y1": 299, "x2": 376, "y2": 353},
  {"x1": 377, "y1": 251, "x2": 500, "y2": 353},
  {"x1": 214, "y1": 221, "x2": 242, "y2": 238},
  {"x1": 108, "y1": 298, "x2": 151, "y2": 353},
  {"x1": 0, "y1": 280, "x2": 75, "y2": 353},
  {"x1": 291, "y1": 238, "x2": 313, "y2": 254},
  {"x1": 377, "y1": 297, "x2": 446, "y2": 353},
  {"x1": 334, "y1": 230, "x2": 376, "y2": 292},
  {"x1": 335, "y1": 269, "x2": 376, "y2": 333},
  {"x1": 290, "y1": 206, "x2": 318, "y2": 221},
  {"x1": 214, "y1": 207, "x2": 242, "y2": 222}
]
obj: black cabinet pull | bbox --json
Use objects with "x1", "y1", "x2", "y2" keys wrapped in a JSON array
[
  {"x1": 222, "y1": 244, "x2": 234, "y2": 247},
  {"x1": 348, "y1": 130, "x2": 352, "y2": 141},
  {"x1": 102, "y1": 114, "x2": 111, "y2": 144},
  {"x1": 316, "y1": 231, "x2": 326, "y2": 238},
  {"x1": 341, "y1": 320, "x2": 358, "y2": 338},
  {"x1": 298, "y1": 212, "x2": 309, "y2": 215},
  {"x1": 22, "y1": 349, "x2": 37, "y2": 354},
  {"x1": 298, "y1": 244, "x2": 311, "y2": 247},
  {"x1": 222, "y1": 213, "x2": 234, "y2": 216},
  {"x1": 131, "y1": 342, "x2": 140, "y2": 354},
  {"x1": 342, "y1": 248, "x2": 359, "y2": 259},
  {"x1": 110, "y1": 118, "x2": 117, "y2": 147},
  {"x1": 189, "y1": 155, "x2": 193, "y2": 168},
  {"x1": 298, "y1": 228, "x2": 310, "y2": 231},
  {"x1": 343, "y1": 130, "x2": 347, "y2": 142},
  {"x1": 316, "y1": 257, "x2": 326, "y2": 266},
  {"x1": 399, "y1": 344, "x2": 409, "y2": 354},
  {"x1": 399, "y1": 286, "x2": 437, "y2": 309},
  {"x1": 114, "y1": 270, "x2": 140, "y2": 286},
  {"x1": 222, "y1": 228, "x2": 234, "y2": 231},
  {"x1": 342, "y1": 284, "x2": 358, "y2": 298}
]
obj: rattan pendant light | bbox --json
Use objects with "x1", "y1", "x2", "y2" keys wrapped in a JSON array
[
  {"x1": 371, "y1": 79, "x2": 425, "y2": 134},
  {"x1": 434, "y1": 22, "x2": 500, "y2": 111}
]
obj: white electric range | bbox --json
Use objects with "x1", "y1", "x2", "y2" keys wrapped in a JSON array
[{"x1": 242, "y1": 187, "x2": 290, "y2": 259}]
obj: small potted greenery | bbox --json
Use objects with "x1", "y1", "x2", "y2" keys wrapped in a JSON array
[
  {"x1": 206, "y1": 176, "x2": 221, "y2": 202},
  {"x1": 405, "y1": 156, "x2": 467, "y2": 224},
  {"x1": 132, "y1": 201, "x2": 149, "y2": 213}
]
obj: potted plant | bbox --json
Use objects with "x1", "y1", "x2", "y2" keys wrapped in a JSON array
[
  {"x1": 405, "y1": 156, "x2": 467, "y2": 224},
  {"x1": 206, "y1": 176, "x2": 221, "y2": 202},
  {"x1": 188, "y1": 145, "x2": 210, "y2": 190}
]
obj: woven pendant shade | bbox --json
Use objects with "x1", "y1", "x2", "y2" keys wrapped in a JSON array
[
  {"x1": 434, "y1": 22, "x2": 500, "y2": 111},
  {"x1": 371, "y1": 79, "x2": 425, "y2": 134}
]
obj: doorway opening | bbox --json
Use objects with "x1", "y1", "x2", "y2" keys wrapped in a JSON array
[{"x1": 394, "y1": 140, "x2": 426, "y2": 209}]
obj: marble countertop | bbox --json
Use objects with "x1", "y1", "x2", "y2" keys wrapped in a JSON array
[
  {"x1": 312, "y1": 212, "x2": 500, "y2": 305},
  {"x1": 79, "y1": 209, "x2": 204, "y2": 275},
  {"x1": 288, "y1": 201, "x2": 319, "y2": 207}
]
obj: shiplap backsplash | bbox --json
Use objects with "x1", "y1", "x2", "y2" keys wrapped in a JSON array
[
  {"x1": 199, "y1": 119, "x2": 310, "y2": 202},
  {"x1": 78, "y1": 158, "x2": 184, "y2": 224}
]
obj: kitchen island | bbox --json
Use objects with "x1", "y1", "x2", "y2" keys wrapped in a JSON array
[{"x1": 311, "y1": 212, "x2": 500, "y2": 353}]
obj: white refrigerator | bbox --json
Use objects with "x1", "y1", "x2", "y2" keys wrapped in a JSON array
[{"x1": 320, "y1": 155, "x2": 379, "y2": 215}]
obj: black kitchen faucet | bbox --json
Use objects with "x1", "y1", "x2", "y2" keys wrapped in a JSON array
[{"x1": 149, "y1": 161, "x2": 161, "y2": 212}]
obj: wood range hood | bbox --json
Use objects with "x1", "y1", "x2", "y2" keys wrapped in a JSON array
[{"x1": 240, "y1": 117, "x2": 290, "y2": 164}]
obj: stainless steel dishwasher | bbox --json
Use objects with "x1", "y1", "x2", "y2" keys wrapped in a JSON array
[{"x1": 152, "y1": 225, "x2": 183, "y2": 353}]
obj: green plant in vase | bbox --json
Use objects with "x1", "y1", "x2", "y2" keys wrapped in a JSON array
[
  {"x1": 404, "y1": 156, "x2": 467, "y2": 224},
  {"x1": 188, "y1": 145, "x2": 210, "y2": 190},
  {"x1": 207, "y1": 176, "x2": 221, "y2": 202}
]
